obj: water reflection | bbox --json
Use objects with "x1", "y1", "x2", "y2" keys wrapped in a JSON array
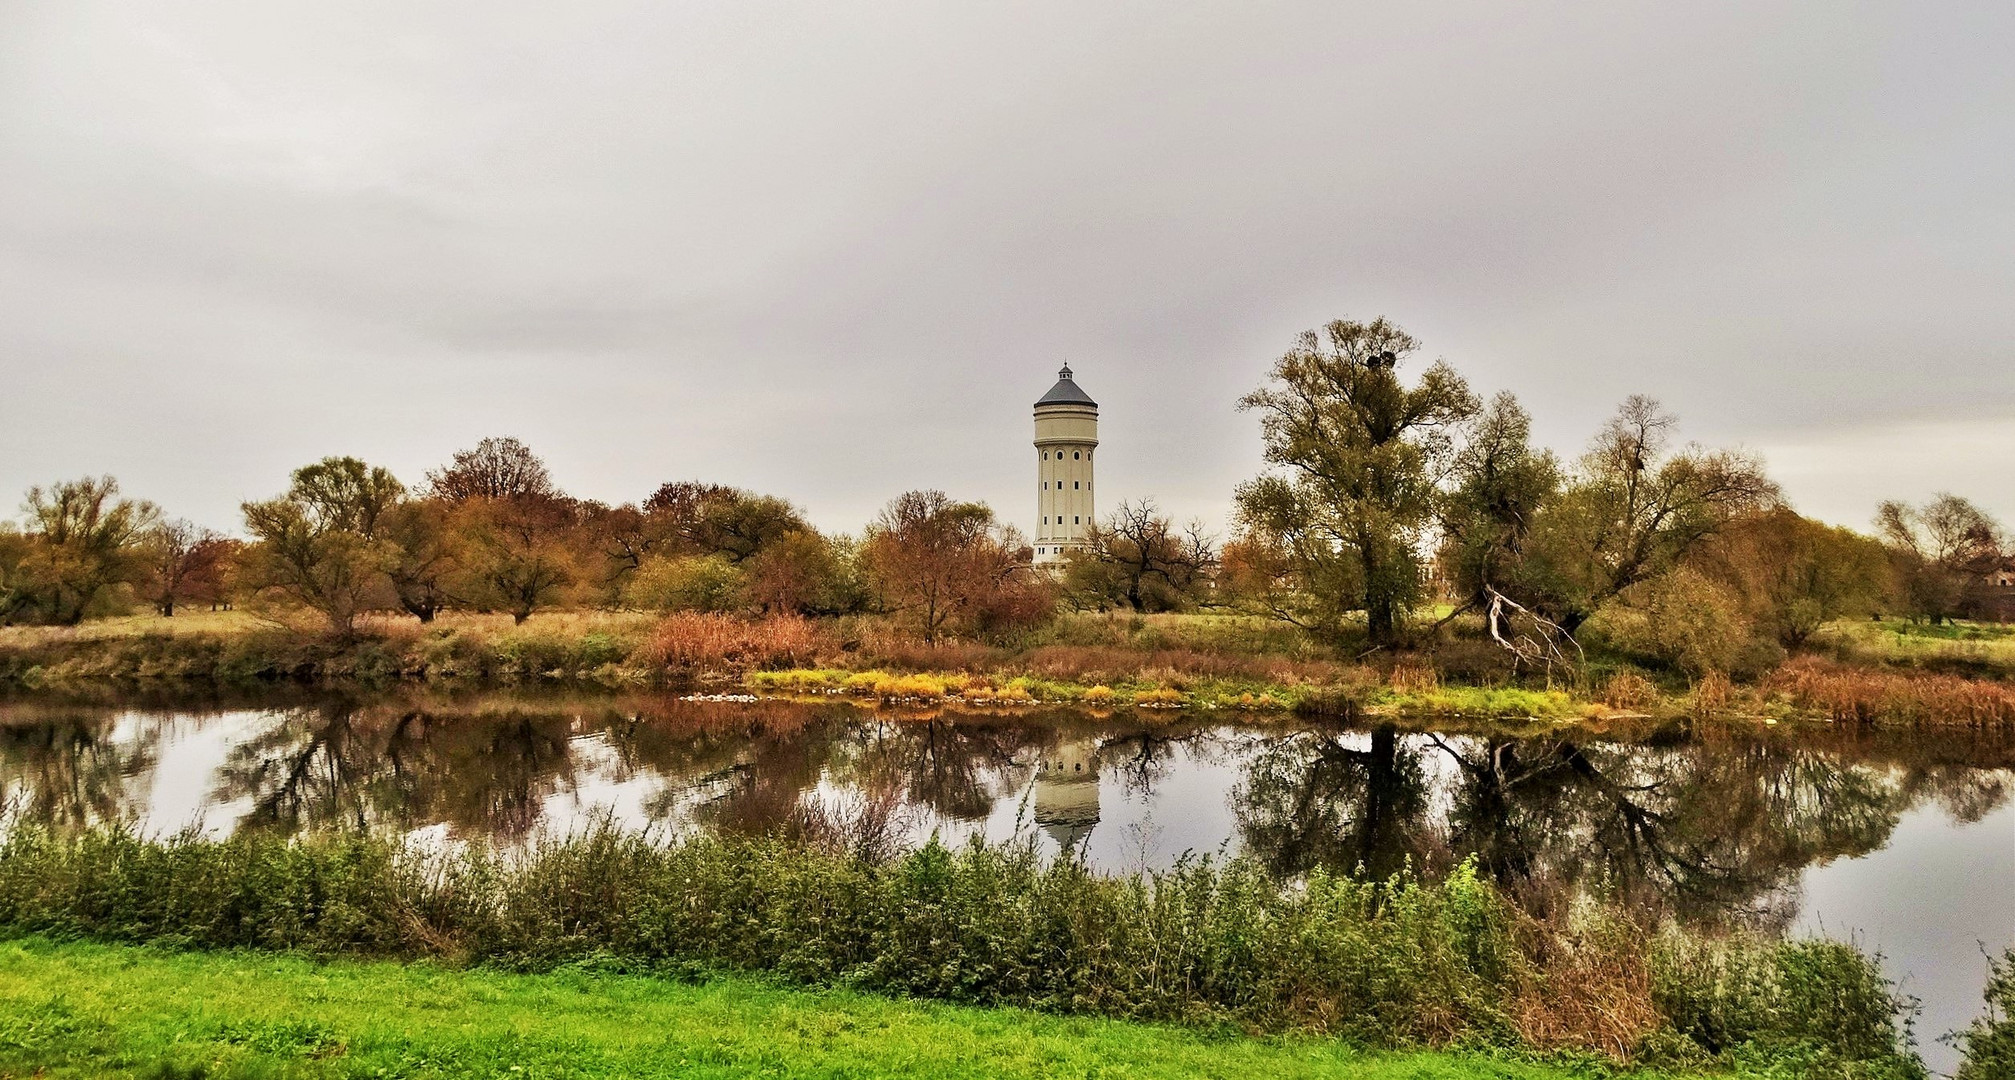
[{"x1": 2, "y1": 696, "x2": 2004, "y2": 922}]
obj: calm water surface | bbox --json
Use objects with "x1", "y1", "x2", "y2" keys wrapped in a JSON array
[{"x1": 3, "y1": 693, "x2": 2010, "y2": 1073}]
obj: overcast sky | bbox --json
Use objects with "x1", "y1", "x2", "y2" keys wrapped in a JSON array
[{"x1": 3, "y1": 1, "x2": 2011, "y2": 539}]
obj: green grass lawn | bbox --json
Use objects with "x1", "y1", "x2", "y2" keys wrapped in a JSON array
[{"x1": 0, "y1": 936, "x2": 1702, "y2": 1080}]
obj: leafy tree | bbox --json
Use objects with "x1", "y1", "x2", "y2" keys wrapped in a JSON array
[
  {"x1": 1517, "y1": 397, "x2": 1778, "y2": 633},
  {"x1": 1065, "y1": 499, "x2": 1215, "y2": 612},
  {"x1": 1438, "y1": 392, "x2": 1560, "y2": 613},
  {"x1": 1875, "y1": 494, "x2": 2005, "y2": 623},
  {"x1": 743, "y1": 528, "x2": 862, "y2": 615},
  {"x1": 1693, "y1": 508, "x2": 1890, "y2": 648},
  {"x1": 1235, "y1": 318, "x2": 1478, "y2": 647},
  {"x1": 137, "y1": 518, "x2": 225, "y2": 617},
  {"x1": 18, "y1": 477, "x2": 161, "y2": 624},
  {"x1": 240, "y1": 458, "x2": 403, "y2": 637},
  {"x1": 452, "y1": 495, "x2": 580, "y2": 624},
  {"x1": 423, "y1": 436, "x2": 558, "y2": 503},
  {"x1": 0, "y1": 524, "x2": 37, "y2": 624},
  {"x1": 861, "y1": 490, "x2": 1047, "y2": 643},
  {"x1": 645, "y1": 482, "x2": 810, "y2": 564},
  {"x1": 381, "y1": 500, "x2": 460, "y2": 623},
  {"x1": 624, "y1": 553, "x2": 744, "y2": 613}
]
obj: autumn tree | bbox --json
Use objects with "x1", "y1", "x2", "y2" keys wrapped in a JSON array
[
  {"x1": 1876, "y1": 494, "x2": 2005, "y2": 623},
  {"x1": 381, "y1": 499, "x2": 460, "y2": 622},
  {"x1": 644, "y1": 482, "x2": 810, "y2": 563},
  {"x1": 1693, "y1": 508, "x2": 1890, "y2": 648},
  {"x1": 453, "y1": 495, "x2": 580, "y2": 624},
  {"x1": 137, "y1": 518, "x2": 224, "y2": 617},
  {"x1": 1517, "y1": 397, "x2": 1778, "y2": 633},
  {"x1": 1065, "y1": 499, "x2": 1215, "y2": 612},
  {"x1": 861, "y1": 490, "x2": 1048, "y2": 643},
  {"x1": 17, "y1": 477, "x2": 161, "y2": 624},
  {"x1": 240, "y1": 458, "x2": 404, "y2": 637},
  {"x1": 1234, "y1": 318, "x2": 1478, "y2": 647},
  {"x1": 424, "y1": 436, "x2": 557, "y2": 503}
]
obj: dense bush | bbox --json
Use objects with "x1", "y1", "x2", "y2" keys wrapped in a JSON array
[{"x1": 0, "y1": 824, "x2": 1920, "y2": 1072}]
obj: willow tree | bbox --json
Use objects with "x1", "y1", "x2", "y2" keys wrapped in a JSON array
[{"x1": 1235, "y1": 318, "x2": 1477, "y2": 648}]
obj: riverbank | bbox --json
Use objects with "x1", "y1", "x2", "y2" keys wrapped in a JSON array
[
  {"x1": 0, "y1": 936, "x2": 1724, "y2": 1080},
  {"x1": 0, "y1": 825, "x2": 1928, "y2": 1076},
  {"x1": 3, "y1": 609, "x2": 2012, "y2": 728}
]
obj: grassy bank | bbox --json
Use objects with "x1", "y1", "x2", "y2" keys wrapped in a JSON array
[
  {"x1": 5, "y1": 609, "x2": 2014, "y2": 729},
  {"x1": 0, "y1": 826, "x2": 1924, "y2": 1076},
  {"x1": 0, "y1": 936, "x2": 1708, "y2": 1080}
]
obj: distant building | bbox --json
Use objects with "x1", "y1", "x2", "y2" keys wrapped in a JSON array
[{"x1": 1033, "y1": 365, "x2": 1097, "y2": 564}]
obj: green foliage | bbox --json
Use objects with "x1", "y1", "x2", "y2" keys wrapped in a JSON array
[
  {"x1": 1651, "y1": 932, "x2": 1924, "y2": 1079},
  {"x1": 1235, "y1": 317, "x2": 1479, "y2": 646},
  {"x1": 0, "y1": 937, "x2": 1652, "y2": 1080},
  {"x1": 1951, "y1": 947, "x2": 2015, "y2": 1080},
  {"x1": 0, "y1": 826, "x2": 1922, "y2": 1075},
  {"x1": 626, "y1": 552, "x2": 745, "y2": 613}
]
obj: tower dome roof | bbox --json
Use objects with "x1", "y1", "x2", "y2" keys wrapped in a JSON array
[{"x1": 1035, "y1": 364, "x2": 1097, "y2": 409}]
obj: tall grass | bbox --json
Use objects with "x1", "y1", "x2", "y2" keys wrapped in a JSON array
[
  {"x1": 1767, "y1": 657, "x2": 2015, "y2": 729},
  {"x1": 0, "y1": 824, "x2": 1920, "y2": 1072}
]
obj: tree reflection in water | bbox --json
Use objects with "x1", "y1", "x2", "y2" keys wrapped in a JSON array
[
  {"x1": 1234, "y1": 721, "x2": 2010, "y2": 929},
  {"x1": 0, "y1": 708, "x2": 157, "y2": 829},
  {"x1": 1, "y1": 695, "x2": 2009, "y2": 932}
]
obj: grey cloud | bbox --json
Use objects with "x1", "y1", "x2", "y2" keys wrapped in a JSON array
[{"x1": 2, "y1": 1, "x2": 2011, "y2": 537}]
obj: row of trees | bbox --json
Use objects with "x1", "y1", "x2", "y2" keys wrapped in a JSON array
[
  {"x1": 0, "y1": 438, "x2": 1050, "y2": 642},
  {"x1": 5, "y1": 318, "x2": 2007, "y2": 667},
  {"x1": 1227, "y1": 317, "x2": 2009, "y2": 668}
]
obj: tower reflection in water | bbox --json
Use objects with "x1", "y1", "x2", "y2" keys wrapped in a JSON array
[{"x1": 1032, "y1": 737, "x2": 1101, "y2": 852}]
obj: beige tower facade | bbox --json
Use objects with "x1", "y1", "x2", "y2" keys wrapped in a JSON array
[{"x1": 1033, "y1": 365, "x2": 1097, "y2": 564}]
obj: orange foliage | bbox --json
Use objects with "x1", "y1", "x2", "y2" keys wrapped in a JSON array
[
  {"x1": 1766, "y1": 656, "x2": 2015, "y2": 728},
  {"x1": 644, "y1": 613, "x2": 834, "y2": 673}
]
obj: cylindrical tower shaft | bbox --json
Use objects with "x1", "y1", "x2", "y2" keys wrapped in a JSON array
[{"x1": 1033, "y1": 365, "x2": 1097, "y2": 564}]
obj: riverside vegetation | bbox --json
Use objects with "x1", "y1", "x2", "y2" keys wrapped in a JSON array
[
  {"x1": 0, "y1": 824, "x2": 1935, "y2": 1078},
  {"x1": 1, "y1": 317, "x2": 2012, "y2": 726},
  {"x1": 4, "y1": 316, "x2": 2013, "y2": 1076}
]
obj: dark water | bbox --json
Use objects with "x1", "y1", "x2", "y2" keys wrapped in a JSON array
[{"x1": 2, "y1": 693, "x2": 2010, "y2": 1073}]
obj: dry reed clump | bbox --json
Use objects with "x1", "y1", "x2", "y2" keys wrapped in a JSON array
[
  {"x1": 1514, "y1": 905, "x2": 1660, "y2": 1058},
  {"x1": 1388, "y1": 662, "x2": 1440, "y2": 694},
  {"x1": 1689, "y1": 671, "x2": 1733, "y2": 717},
  {"x1": 645, "y1": 613, "x2": 834, "y2": 674},
  {"x1": 1133, "y1": 686, "x2": 1186, "y2": 708},
  {"x1": 1766, "y1": 656, "x2": 2015, "y2": 728},
  {"x1": 1601, "y1": 671, "x2": 1661, "y2": 712}
]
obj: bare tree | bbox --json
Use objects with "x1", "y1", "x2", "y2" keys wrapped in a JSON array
[
  {"x1": 1069, "y1": 499, "x2": 1216, "y2": 612},
  {"x1": 424, "y1": 437, "x2": 558, "y2": 503}
]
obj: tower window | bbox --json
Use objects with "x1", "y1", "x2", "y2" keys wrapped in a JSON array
[
  {"x1": 1073, "y1": 451, "x2": 1081, "y2": 460},
  {"x1": 1073, "y1": 481, "x2": 1080, "y2": 489},
  {"x1": 1074, "y1": 516, "x2": 1080, "y2": 524}
]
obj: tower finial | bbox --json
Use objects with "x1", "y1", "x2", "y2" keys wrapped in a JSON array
[{"x1": 1059, "y1": 363, "x2": 1073, "y2": 380}]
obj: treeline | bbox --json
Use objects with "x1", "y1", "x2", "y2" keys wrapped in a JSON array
[
  {"x1": 1224, "y1": 317, "x2": 2011, "y2": 676},
  {"x1": 3, "y1": 316, "x2": 2010, "y2": 681},
  {"x1": 0, "y1": 438, "x2": 1047, "y2": 643}
]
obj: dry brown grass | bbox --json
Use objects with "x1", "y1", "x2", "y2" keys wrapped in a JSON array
[
  {"x1": 1599, "y1": 671, "x2": 1660, "y2": 711},
  {"x1": 644, "y1": 613, "x2": 836, "y2": 673},
  {"x1": 1515, "y1": 911, "x2": 1661, "y2": 1058},
  {"x1": 1766, "y1": 655, "x2": 2015, "y2": 728}
]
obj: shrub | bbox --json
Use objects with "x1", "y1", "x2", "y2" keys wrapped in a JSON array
[
  {"x1": 1953, "y1": 947, "x2": 2015, "y2": 1080},
  {"x1": 644, "y1": 614, "x2": 832, "y2": 674}
]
